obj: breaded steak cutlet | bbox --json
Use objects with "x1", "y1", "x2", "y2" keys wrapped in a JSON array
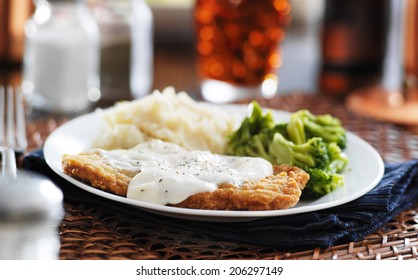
[{"x1": 62, "y1": 151, "x2": 309, "y2": 211}]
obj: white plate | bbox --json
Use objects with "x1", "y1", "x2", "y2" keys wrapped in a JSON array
[{"x1": 44, "y1": 104, "x2": 384, "y2": 222}]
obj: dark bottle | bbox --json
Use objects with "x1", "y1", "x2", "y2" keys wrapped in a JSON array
[
  {"x1": 0, "y1": 0, "x2": 34, "y2": 67},
  {"x1": 319, "y1": 0, "x2": 390, "y2": 96}
]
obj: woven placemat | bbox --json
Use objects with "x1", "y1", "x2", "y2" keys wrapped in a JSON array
[
  {"x1": 59, "y1": 202, "x2": 418, "y2": 260},
  {"x1": 26, "y1": 93, "x2": 418, "y2": 260}
]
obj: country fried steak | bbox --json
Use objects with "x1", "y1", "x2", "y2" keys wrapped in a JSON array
[{"x1": 62, "y1": 151, "x2": 309, "y2": 211}]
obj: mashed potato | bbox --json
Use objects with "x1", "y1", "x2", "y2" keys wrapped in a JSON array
[{"x1": 93, "y1": 87, "x2": 240, "y2": 154}]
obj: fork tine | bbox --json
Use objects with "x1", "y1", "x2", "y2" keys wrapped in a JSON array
[
  {"x1": 6, "y1": 85, "x2": 15, "y2": 149},
  {"x1": 15, "y1": 87, "x2": 27, "y2": 152},
  {"x1": 0, "y1": 86, "x2": 5, "y2": 177},
  {"x1": 0, "y1": 86, "x2": 6, "y2": 147},
  {"x1": 2, "y1": 147, "x2": 17, "y2": 178},
  {"x1": 0, "y1": 86, "x2": 4, "y2": 147},
  {"x1": 0, "y1": 86, "x2": 18, "y2": 178}
]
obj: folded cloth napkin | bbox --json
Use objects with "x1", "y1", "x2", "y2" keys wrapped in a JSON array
[{"x1": 23, "y1": 150, "x2": 418, "y2": 249}]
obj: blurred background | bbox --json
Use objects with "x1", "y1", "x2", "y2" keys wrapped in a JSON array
[{"x1": 0, "y1": 0, "x2": 408, "y2": 104}]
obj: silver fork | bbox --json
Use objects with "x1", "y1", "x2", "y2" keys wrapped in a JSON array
[{"x1": 0, "y1": 85, "x2": 28, "y2": 178}]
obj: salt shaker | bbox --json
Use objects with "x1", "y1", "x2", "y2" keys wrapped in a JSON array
[
  {"x1": 92, "y1": 0, "x2": 153, "y2": 101},
  {"x1": 22, "y1": 0, "x2": 100, "y2": 114},
  {"x1": 0, "y1": 172, "x2": 63, "y2": 259}
]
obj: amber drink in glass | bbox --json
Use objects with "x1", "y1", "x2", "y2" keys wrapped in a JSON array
[{"x1": 194, "y1": 0, "x2": 291, "y2": 103}]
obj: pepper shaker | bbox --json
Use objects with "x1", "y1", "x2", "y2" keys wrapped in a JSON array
[{"x1": 91, "y1": 0, "x2": 153, "y2": 101}]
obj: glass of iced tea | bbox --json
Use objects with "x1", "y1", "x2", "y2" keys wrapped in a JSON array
[{"x1": 194, "y1": 0, "x2": 291, "y2": 103}]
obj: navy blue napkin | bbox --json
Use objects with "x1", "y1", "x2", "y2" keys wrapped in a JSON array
[{"x1": 23, "y1": 150, "x2": 418, "y2": 249}]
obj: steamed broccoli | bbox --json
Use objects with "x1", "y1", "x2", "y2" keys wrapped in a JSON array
[
  {"x1": 326, "y1": 142, "x2": 349, "y2": 174},
  {"x1": 287, "y1": 112, "x2": 307, "y2": 145},
  {"x1": 268, "y1": 134, "x2": 348, "y2": 199},
  {"x1": 226, "y1": 101, "x2": 274, "y2": 155},
  {"x1": 230, "y1": 132, "x2": 275, "y2": 163},
  {"x1": 287, "y1": 109, "x2": 347, "y2": 149},
  {"x1": 227, "y1": 101, "x2": 284, "y2": 161},
  {"x1": 226, "y1": 102, "x2": 349, "y2": 199},
  {"x1": 301, "y1": 142, "x2": 349, "y2": 199},
  {"x1": 302, "y1": 168, "x2": 345, "y2": 199},
  {"x1": 269, "y1": 133, "x2": 329, "y2": 170}
]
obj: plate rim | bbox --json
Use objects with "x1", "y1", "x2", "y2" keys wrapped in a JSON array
[{"x1": 44, "y1": 104, "x2": 385, "y2": 221}]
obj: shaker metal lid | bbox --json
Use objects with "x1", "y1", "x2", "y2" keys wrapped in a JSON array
[{"x1": 0, "y1": 171, "x2": 63, "y2": 224}]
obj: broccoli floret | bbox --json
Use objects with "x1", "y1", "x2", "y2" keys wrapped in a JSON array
[
  {"x1": 232, "y1": 132, "x2": 275, "y2": 163},
  {"x1": 269, "y1": 133, "x2": 329, "y2": 170},
  {"x1": 227, "y1": 101, "x2": 290, "y2": 159},
  {"x1": 245, "y1": 101, "x2": 275, "y2": 133},
  {"x1": 289, "y1": 109, "x2": 347, "y2": 149},
  {"x1": 326, "y1": 142, "x2": 349, "y2": 174},
  {"x1": 301, "y1": 143, "x2": 348, "y2": 199},
  {"x1": 272, "y1": 122, "x2": 289, "y2": 139},
  {"x1": 302, "y1": 168, "x2": 345, "y2": 199},
  {"x1": 227, "y1": 101, "x2": 275, "y2": 155},
  {"x1": 287, "y1": 112, "x2": 307, "y2": 145},
  {"x1": 268, "y1": 134, "x2": 347, "y2": 199}
]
